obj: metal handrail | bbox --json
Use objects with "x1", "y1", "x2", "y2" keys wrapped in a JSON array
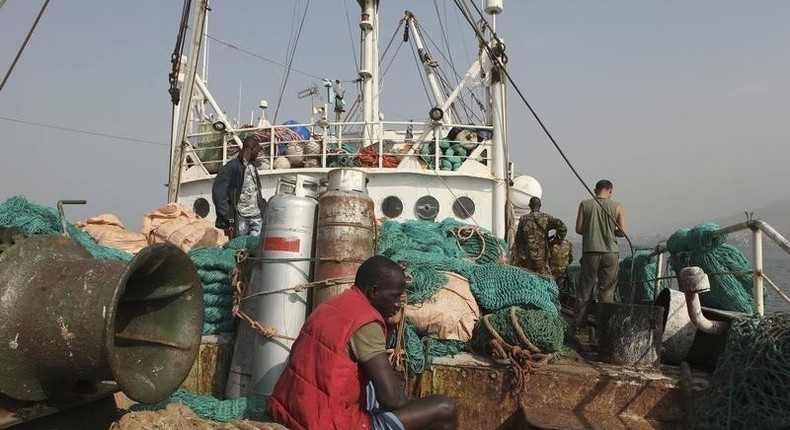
[
  {"x1": 711, "y1": 219, "x2": 790, "y2": 315},
  {"x1": 652, "y1": 219, "x2": 790, "y2": 316}
]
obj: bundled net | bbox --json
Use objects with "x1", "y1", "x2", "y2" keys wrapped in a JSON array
[
  {"x1": 379, "y1": 219, "x2": 562, "y2": 374},
  {"x1": 400, "y1": 320, "x2": 466, "y2": 374},
  {"x1": 666, "y1": 223, "x2": 754, "y2": 313},
  {"x1": 463, "y1": 264, "x2": 560, "y2": 316},
  {"x1": 0, "y1": 195, "x2": 132, "y2": 261},
  {"x1": 131, "y1": 389, "x2": 271, "y2": 424},
  {"x1": 616, "y1": 250, "x2": 668, "y2": 303},
  {"x1": 469, "y1": 306, "x2": 565, "y2": 355},
  {"x1": 695, "y1": 313, "x2": 790, "y2": 429},
  {"x1": 189, "y1": 236, "x2": 258, "y2": 335}
]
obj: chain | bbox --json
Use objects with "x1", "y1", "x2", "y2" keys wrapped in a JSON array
[{"x1": 228, "y1": 263, "x2": 354, "y2": 341}]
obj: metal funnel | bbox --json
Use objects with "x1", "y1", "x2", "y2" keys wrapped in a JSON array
[{"x1": 0, "y1": 234, "x2": 203, "y2": 403}]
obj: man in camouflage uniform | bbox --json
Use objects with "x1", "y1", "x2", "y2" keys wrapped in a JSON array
[
  {"x1": 549, "y1": 234, "x2": 574, "y2": 291},
  {"x1": 512, "y1": 197, "x2": 567, "y2": 275}
]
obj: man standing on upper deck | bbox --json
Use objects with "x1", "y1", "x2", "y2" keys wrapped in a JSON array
[
  {"x1": 512, "y1": 196, "x2": 567, "y2": 276},
  {"x1": 212, "y1": 136, "x2": 267, "y2": 238},
  {"x1": 574, "y1": 179, "x2": 628, "y2": 330}
]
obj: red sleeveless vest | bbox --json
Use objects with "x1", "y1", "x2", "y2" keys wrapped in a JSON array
[{"x1": 266, "y1": 286, "x2": 386, "y2": 430}]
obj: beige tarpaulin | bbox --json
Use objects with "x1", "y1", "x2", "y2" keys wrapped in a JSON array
[
  {"x1": 143, "y1": 203, "x2": 228, "y2": 252},
  {"x1": 76, "y1": 214, "x2": 149, "y2": 254},
  {"x1": 404, "y1": 271, "x2": 481, "y2": 342}
]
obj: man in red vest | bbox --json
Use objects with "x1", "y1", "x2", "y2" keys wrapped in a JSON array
[{"x1": 267, "y1": 255, "x2": 459, "y2": 430}]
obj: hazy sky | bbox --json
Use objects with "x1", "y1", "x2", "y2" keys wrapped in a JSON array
[{"x1": 1, "y1": 1, "x2": 788, "y2": 240}]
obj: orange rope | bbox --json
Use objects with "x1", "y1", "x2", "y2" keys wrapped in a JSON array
[{"x1": 356, "y1": 144, "x2": 400, "y2": 168}]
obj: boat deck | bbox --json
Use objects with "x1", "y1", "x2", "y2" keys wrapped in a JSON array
[{"x1": 410, "y1": 332, "x2": 710, "y2": 430}]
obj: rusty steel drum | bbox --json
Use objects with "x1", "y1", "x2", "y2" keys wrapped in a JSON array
[
  {"x1": 0, "y1": 234, "x2": 203, "y2": 403},
  {"x1": 312, "y1": 169, "x2": 375, "y2": 309}
]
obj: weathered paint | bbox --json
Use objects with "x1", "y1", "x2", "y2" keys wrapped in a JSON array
[
  {"x1": 181, "y1": 335, "x2": 233, "y2": 398},
  {"x1": 312, "y1": 190, "x2": 375, "y2": 307},
  {"x1": 411, "y1": 353, "x2": 706, "y2": 430},
  {"x1": 597, "y1": 302, "x2": 664, "y2": 367},
  {"x1": 0, "y1": 235, "x2": 203, "y2": 404}
]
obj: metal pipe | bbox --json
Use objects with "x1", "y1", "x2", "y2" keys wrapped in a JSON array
[
  {"x1": 654, "y1": 252, "x2": 664, "y2": 300},
  {"x1": 711, "y1": 219, "x2": 790, "y2": 256},
  {"x1": 56, "y1": 200, "x2": 86, "y2": 236},
  {"x1": 753, "y1": 229, "x2": 764, "y2": 316},
  {"x1": 679, "y1": 267, "x2": 729, "y2": 335},
  {"x1": 763, "y1": 273, "x2": 790, "y2": 306}
]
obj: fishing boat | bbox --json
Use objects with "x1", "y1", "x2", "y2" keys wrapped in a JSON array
[
  {"x1": 161, "y1": 1, "x2": 790, "y2": 430},
  {"x1": 167, "y1": 0, "x2": 538, "y2": 237},
  {"x1": 1, "y1": 1, "x2": 789, "y2": 429}
]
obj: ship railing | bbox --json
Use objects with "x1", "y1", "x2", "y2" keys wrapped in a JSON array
[
  {"x1": 183, "y1": 120, "x2": 494, "y2": 176},
  {"x1": 645, "y1": 219, "x2": 790, "y2": 316}
]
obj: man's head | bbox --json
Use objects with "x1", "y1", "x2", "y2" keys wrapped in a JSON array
[
  {"x1": 354, "y1": 255, "x2": 406, "y2": 318},
  {"x1": 241, "y1": 136, "x2": 262, "y2": 162},
  {"x1": 594, "y1": 179, "x2": 613, "y2": 198},
  {"x1": 528, "y1": 196, "x2": 542, "y2": 211}
]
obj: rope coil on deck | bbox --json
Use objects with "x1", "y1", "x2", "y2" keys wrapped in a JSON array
[{"x1": 479, "y1": 311, "x2": 553, "y2": 392}]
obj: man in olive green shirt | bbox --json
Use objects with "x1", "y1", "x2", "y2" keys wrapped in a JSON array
[{"x1": 573, "y1": 179, "x2": 628, "y2": 330}]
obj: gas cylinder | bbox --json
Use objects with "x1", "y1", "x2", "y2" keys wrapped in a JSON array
[
  {"x1": 245, "y1": 176, "x2": 318, "y2": 398},
  {"x1": 312, "y1": 169, "x2": 375, "y2": 309}
]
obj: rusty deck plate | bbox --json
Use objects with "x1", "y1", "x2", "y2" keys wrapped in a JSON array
[{"x1": 410, "y1": 353, "x2": 709, "y2": 430}]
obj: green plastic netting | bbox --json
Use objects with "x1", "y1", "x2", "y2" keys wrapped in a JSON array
[
  {"x1": 189, "y1": 236, "x2": 258, "y2": 335},
  {"x1": 0, "y1": 195, "x2": 132, "y2": 261},
  {"x1": 401, "y1": 320, "x2": 466, "y2": 374},
  {"x1": 695, "y1": 313, "x2": 790, "y2": 429},
  {"x1": 616, "y1": 250, "x2": 669, "y2": 303},
  {"x1": 469, "y1": 306, "x2": 566, "y2": 355},
  {"x1": 131, "y1": 388, "x2": 269, "y2": 423},
  {"x1": 666, "y1": 223, "x2": 754, "y2": 313},
  {"x1": 378, "y1": 219, "x2": 562, "y2": 373}
]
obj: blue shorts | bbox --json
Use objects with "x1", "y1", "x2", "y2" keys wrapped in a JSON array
[{"x1": 365, "y1": 381, "x2": 405, "y2": 430}]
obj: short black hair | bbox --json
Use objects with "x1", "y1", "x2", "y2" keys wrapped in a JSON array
[
  {"x1": 529, "y1": 196, "x2": 541, "y2": 209},
  {"x1": 595, "y1": 179, "x2": 613, "y2": 192},
  {"x1": 355, "y1": 255, "x2": 404, "y2": 291},
  {"x1": 242, "y1": 135, "x2": 260, "y2": 151}
]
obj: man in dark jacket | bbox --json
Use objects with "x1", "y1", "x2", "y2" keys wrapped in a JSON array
[{"x1": 211, "y1": 136, "x2": 267, "y2": 238}]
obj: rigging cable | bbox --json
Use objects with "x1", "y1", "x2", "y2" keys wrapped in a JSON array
[
  {"x1": 204, "y1": 34, "x2": 323, "y2": 81},
  {"x1": 454, "y1": 0, "x2": 638, "y2": 296},
  {"x1": 167, "y1": 0, "x2": 192, "y2": 106},
  {"x1": 0, "y1": 115, "x2": 168, "y2": 147},
  {"x1": 379, "y1": 19, "x2": 406, "y2": 82},
  {"x1": 272, "y1": 0, "x2": 311, "y2": 124},
  {"x1": 0, "y1": 0, "x2": 51, "y2": 93},
  {"x1": 343, "y1": 0, "x2": 360, "y2": 70}
]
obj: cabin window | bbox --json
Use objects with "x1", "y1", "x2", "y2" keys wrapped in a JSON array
[
  {"x1": 193, "y1": 198, "x2": 210, "y2": 218},
  {"x1": 381, "y1": 196, "x2": 403, "y2": 218},
  {"x1": 452, "y1": 196, "x2": 475, "y2": 219},
  {"x1": 415, "y1": 196, "x2": 440, "y2": 221}
]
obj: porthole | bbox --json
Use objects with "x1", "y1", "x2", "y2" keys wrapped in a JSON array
[
  {"x1": 381, "y1": 196, "x2": 403, "y2": 218},
  {"x1": 452, "y1": 196, "x2": 475, "y2": 219},
  {"x1": 193, "y1": 198, "x2": 210, "y2": 218},
  {"x1": 415, "y1": 196, "x2": 440, "y2": 220}
]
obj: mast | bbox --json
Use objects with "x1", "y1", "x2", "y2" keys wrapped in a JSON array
[
  {"x1": 489, "y1": 41, "x2": 508, "y2": 239},
  {"x1": 168, "y1": 0, "x2": 209, "y2": 203},
  {"x1": 358, "y1": 0, "x2": 381, "y2": 145}
]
